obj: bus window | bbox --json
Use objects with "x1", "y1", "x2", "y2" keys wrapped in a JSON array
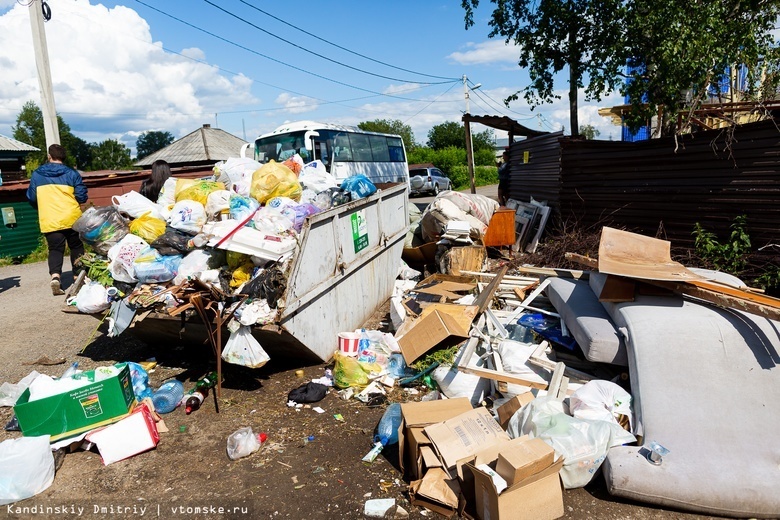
[
  {"x1": 349, "y1": 133, "x2": 372, "y2": 162},
  {"x1": 387, "y1": 137, "x2": 405, "y2": 162},
  {"x1": 369, "y1": 135, "x2": 390, "y2": 161},
  {"x1": 333, "y1": 133, "x2": 352, "y2": 162}
]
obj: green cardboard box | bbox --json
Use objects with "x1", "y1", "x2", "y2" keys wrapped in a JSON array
[{"x1": 14, "y1": 364, "x2": 136, "y2": 442}]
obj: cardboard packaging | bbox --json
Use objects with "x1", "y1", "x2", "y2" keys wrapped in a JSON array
[
  {"x1": 496, "y1": 392, "x2": 536, "y2": 430},
  {"x1": 495, "y1": 437, "x2": 555, "y2": 486},
  {"x1": 397, "y1": 309, "x2": 471, "y2": 365},
  {"x1": 87, "y1": 403, "x2": 160, "y2": 465},
  {"x1": 466, "y1": 456, "x2": 564, "y2": 520},
  {"x1": 14, "y1": 364, "x2": 136, "y2": 442},
  {"x1": 398, "y1": 398, "x2": 473, "y2": 480},
  {"x1": 409, "y1": 467, "x2": 462, "y2": 518},
  {"x1": 423, "y1": 407, "x2": 510, "y2": 475}
]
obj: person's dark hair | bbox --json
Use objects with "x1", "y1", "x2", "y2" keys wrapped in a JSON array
[
  {"x1": 140, "y1": 160, "x2": 172, "y2": 202},
  {"x1": 48, "y1": 144, "x2": 67, "y2": 162}
]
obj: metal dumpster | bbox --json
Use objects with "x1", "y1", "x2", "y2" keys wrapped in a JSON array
[{"x1": 132, "y1": 182, "x2": 409, "y2": 363}]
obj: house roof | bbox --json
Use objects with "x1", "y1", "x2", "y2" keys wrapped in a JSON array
[
  {"x1": 462, "y1": 114, "x2": 548, "y2": 138},
  {"x1": 135, "y1": 124, "x2": 249, "y2": 167},
  {"x1": 0, "y1": 134, "x2": 39, "y2": 152}
]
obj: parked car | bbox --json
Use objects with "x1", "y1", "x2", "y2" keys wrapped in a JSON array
[{"x1": 408, "y1": 165, "x2": 452, "y2": 196}]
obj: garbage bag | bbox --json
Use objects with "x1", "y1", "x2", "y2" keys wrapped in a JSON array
[
  {"x1": 75, "y1": 281, "x2": 110, "y2": 314},
  {"x1": 250, "y1": 160, "x2": 302, "y2": 204},
  {"x1": 129, "y1": 213, "x2": 167, "y2": 243},
  {"x1": 122, "y1": 362, "x2": 153, "y2": 401},
  {"x1": 507, "y1": 396, "x2": 636, "y2": 489},
  {"x1": 213, "y1": 157, "x2": 260, "y2": 197},
  {"x1": 0, "y1": 435, "x2": 55, "y2": 506},
  {"x1": 267, "y1": 197, "x2": 321, "y2": 232},
  {"x1": 239, "y1": 267, "x2": 287, "y2": 308},
  {"x1": 112, "y1": 191, "x2": 165, "y2": 220},
  {"x1": 222, "y1": 326, "x2": 270, "y2": 368},
  {"x1": 340, "y1": 174, "x2": 376, "y2": 201},
  {"x1": 569, "y1": 380, "x2": 635, "y2": 433},
  {"x1": 175, "y1": 180, "x2": 226, "y2": 206},
  {"x1": 205, "y1": 189, "x2": 232, "y2": 217},
  {"x1": 282, "y1": 155, "x2": 304, "y2": 175},
  {"x1": 287, "y1": 382, "x2": 328, "y2": 404},
  {"x1": 133, "y1": 247, "x2": 181, "y2": 284},
  {"x1": 299, "y1": 160, "x2": 338, "y2": 192},
  {"x1": 229, "y1": 194, "x2": 260, "y2": 221},
  {"x1": 73, "y1": 206, "x2": 129, "y2": 256},
  {"x1": 333, "y1": 351, "x2": 370, "y2": 389},
  {"x1": 157, "y1": 177, "x2": 178, "y2": 206},
  {"x1": 151, "y1": 228, "x2": 193, "y2": 256},
  {"x1": 252, "y1": 206, "x2": 295, "y2": 235},
  {"x1": 174, "y1": 249, "x2": 223, "y2": 285},
  {"x1": 107, "y1": 234, "x2": 149, "y2": 283},
  {"x1": 169, "y1": 200, "x2": 206, "y2": 235}
]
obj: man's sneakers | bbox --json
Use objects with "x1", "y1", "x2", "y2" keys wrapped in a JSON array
[{"x1": 51, "y1": 277, "x2": 65, "y2": 296}]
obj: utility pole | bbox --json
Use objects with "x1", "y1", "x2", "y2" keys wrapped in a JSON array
[
  {"x1": 28, "y1": 0, "x2": 60, "y2": 148},
  {"x1": 463, "y1": 75, "x2": 481, "y2": 194}
]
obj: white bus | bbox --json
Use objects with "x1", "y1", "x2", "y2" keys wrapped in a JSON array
[{"x1": 242, "y1": 120, "x2": 409, "y2": 187}]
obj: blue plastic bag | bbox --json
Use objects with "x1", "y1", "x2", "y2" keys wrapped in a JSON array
[
  {"x1": 340, "y1": 174, "x2": 377, "y2": 201},
  {"x1": 121, "y1": 362, "x2": 154, "y2": 401},
  {"x1": 517, "y1": 313, "x2": 578, "y2": 350},
  {"x1": 229, "y1": 194, "x2": 260, "y2": 221}
]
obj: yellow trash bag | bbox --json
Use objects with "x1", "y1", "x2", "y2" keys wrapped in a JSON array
[
  {"x1": 173, "y1": 178, "x2": 197, "y2": 199},
  {"x1": 226, "y1": 250, "x2": 251, "y2": 269},
  {"x1": 129, "y1": 213, "x2": 167, "y2": 243},
  {"x1": 250, "y1": 160, "x2": 302, "y2": 204},
  {"x1": 333, "y1": 351, "x2": 380, "y2": 389},
  {"x1": 230, "y1": 261, "x2": 255, "y2": 288},
  {"x1": 175, "y1": 180, "x2": 226, "y2": 206}
]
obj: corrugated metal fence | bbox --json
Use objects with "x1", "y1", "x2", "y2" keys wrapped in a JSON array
[{"x1": 509, "y1": 120, "x2": 780, "y2": 248}]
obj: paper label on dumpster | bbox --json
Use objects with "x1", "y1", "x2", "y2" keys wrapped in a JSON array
[{"x1": 351, "y1": 211, "x2": 369, "y2": 253}]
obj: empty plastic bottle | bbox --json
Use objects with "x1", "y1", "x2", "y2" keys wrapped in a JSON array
[
  {"x1": 60, "y1": 362, "x2": 79, "y2": 379},
  {"x1": 152, "y1": 380, "x2": 184, "y2": 414},
  {"x1": 184, "y1": 388, "x2": 207, "y2": 414},
  {"x1": 375, "y1": 403, "x2": 402, "y2": 446}
]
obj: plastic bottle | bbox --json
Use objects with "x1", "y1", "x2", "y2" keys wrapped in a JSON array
[
  {"x1": 375, "y1": 403, "x2": 402, "y2": 446},
  {"x1": 60, "y1": 362, "x2": 79, "y2": 379},
  {"x1": 184, "y1": 388, "x2": 207, "y2": 414},
  {"x1": 226, "y1": 427, "x2": 268, "y2": 460},
  {"x1": 152, "y1": 380, "x2": 184, "y2": 414}
]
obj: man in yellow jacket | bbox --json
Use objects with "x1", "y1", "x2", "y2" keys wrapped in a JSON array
[{"x1": 26, "y1": 144, "x2": 88, "y2": 295}]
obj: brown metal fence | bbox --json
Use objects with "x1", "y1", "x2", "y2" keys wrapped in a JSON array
[{"x1": 507, "y1": 120, "x2": 780, "y2": 248}]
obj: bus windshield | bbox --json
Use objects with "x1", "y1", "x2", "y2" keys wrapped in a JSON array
[{"x1": 254, "y1": 131, "x2": 311, "y2": 164}]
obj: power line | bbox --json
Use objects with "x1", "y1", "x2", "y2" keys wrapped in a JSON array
[
  {"x1": 201, "y1": 0, "x2": 453, "y2": 86},
  {"x1": 235, "y1": 0, "x2": 459, "y2": 82},
  {"x1": 132, "y1": 0, "x2": 459, "y2": 101},
  {"x1": 402, "y1": 82, "x2": 461, "y2": 126}
]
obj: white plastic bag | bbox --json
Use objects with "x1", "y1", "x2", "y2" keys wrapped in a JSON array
[
  {"x1": 107, "y1": 234, "x2": 149, "y2": 283},
  {"x1": 169, "y1": 200, "x2": 206, "y2": 235},
  {"x1": 75, "y1": 282, "x2": 110, "y2": 314},
  {"x1": 173, "y1": 249, "x2": 217, "y2": 285},
  {"x1": 222, "y1": 326, "x2": 270, "y2": 368},
  {"x1": 569, "y1": 380, "x2": 635, "y2": 433},
  {"x1": 214, "y1": 157, "x2": 261, "y2": 197},
  {"x1": 157, "y1": 177, "x2": 178, "y2": 206},
  {"x1": 226, "y1": 426, "x2": 261, "y2": 460},
  {"x1": 299, "y1": 160, "x2": 338, "y2": 192},
  {"x1": 205, "y1": 190, "x2": 233, "y2": 217},
  {"x1": 432, "y1": 364, "x2": 491, "y2": 406},
  {"x1": 0, "y1": 371, "x2": 41, "y2": 407},
  {"x1": 507, "y1": 396, "x2": 636, "y2": 489},
  {"x1": 112, "y1": 191, "x2": 165, "y2": 220},
  {"x1": 0, "y1": 435, "x2": 55, "y2": 505}
]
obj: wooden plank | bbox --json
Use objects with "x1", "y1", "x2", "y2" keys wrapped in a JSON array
[
  {"x1": 514, "y1": 266, "x2": 590, "y2": 280},
  {"x1": 650, "y1": 280, "x2": 780, "y2": 322},
  {"x1": 473, "y1": 264, "x2": 509, "y2": 314},
  {"x1": 547, "y1": 362, "x2": 566, "y2": 400},
  {"x1": 457, "y1": 364, "x2": 548, "y2": 390},
  {"x1": 528, "y1": 354, "x2": 595, "y2": 382},
  {"x1": 565, "y1": 252, "x2": 598, "y2": 269}
]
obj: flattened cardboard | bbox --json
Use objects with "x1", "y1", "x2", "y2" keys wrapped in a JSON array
[
  {"x1": 466, "y1": 457, "x2": 564, "y2": 520},
  {"x1": 423, "y1": 407, "x2": 509, "y2": 472},
  {"x1": 398, "y1": 309, "x2": 471, "y2": 365},
  {"x1": 402, "y1": 242, "x2": 438, "y2": 268},
  {"x1": 495, "y1": 437, "x2": 555, "y2": 486},
  {"x1": 398, "y1": 398, "x2": 473, "y2": 479},
  {"x1": 496, "y1": 392, "x2": 536, "y2": 430},
  {"x1": 409, "y1": 467, "x2": 461, "y2": 518}
]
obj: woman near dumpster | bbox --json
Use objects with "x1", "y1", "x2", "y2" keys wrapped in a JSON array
[{"x1": 140, "y1": 159, "x2": 171, "y2": 203}]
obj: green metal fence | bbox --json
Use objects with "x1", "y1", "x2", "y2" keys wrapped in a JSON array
[{"x1": 0, "y1": 201, "x2": 40, "y2": 258}]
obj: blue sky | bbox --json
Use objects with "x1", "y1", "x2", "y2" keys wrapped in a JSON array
[{"x1": 0, "y1": 0, "x2": 624, "y2": 156}]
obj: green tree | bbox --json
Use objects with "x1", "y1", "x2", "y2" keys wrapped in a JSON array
[
  {"x1": 427, "y1": 121, "x2": 495, "y2": 151},
  {"x1": 11, "y1": 100, "x2": 85, "y2": 169},
  {"x1": 136, "y1": 130, "x2": 175, "y2": 160},
  {"x1": 579, "y1": 124, "x2": 600, "y2": 140},
  {"x1": 68, "y1": 136, "x2": 93, "y2": 171},
  {"x1": 90, "y1": 139, "x2": 133, "y2": 170},
  {"x1": 357, "y1": 119, "x2": 417, "y2": 152}
]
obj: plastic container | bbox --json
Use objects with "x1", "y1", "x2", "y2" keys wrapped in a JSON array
[
  {"x1": 375, "y1": 403, "x2": 402, "y2": 446},
  {"x1": 226, "y1": 427, "x2": 268, "y2": 460},
  {"x1": 152, "y1": 380, "x2": 184, "y2": 414}
]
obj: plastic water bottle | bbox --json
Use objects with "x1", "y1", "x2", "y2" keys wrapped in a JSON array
[
  {"x1": 152, "y1": 380, "x2": 184, "y2": 414},
  {"x1": 375, "y1": 403, "x2": 402, "y2": 446},
  {"x1": 60, "y1": 362, "x2": 79, "y2": 379}
]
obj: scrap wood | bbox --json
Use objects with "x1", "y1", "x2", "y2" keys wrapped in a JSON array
[
  {"x1": 514, "y1": 265, "x2": 590, "y2": 280},
  {"x1": 527, "y1": 341, "x2": 595, "y2": 382},
  {"x1": 472, "y1": 264, "x2": 510, "y2": 314},
  {"x1": 513, "y1": 280, "x2": 540, "y2": 301}
]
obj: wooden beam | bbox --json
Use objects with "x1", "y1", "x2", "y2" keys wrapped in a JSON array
[
  {"x1": 457, "y1": 364, "x2": 549, "y2": 390},
  {"x1": 473, "y1": 264, "x2": 510, "y2": 314},
  {"x1": 564, "y1": 252, "x2": 599, "y2": 269}
]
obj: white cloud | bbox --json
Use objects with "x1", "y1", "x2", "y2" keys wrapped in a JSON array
[
  {"x1": 383, "y1": 83, "x2": 422, "y2": 96},
  {"x1": 274, "y1": 93, "x2": 319, "y2": 115},
  {"x1": 448, "y1": 40, "x2": 520, "y2": 65},
  {"x1": 0, "y1": 0, "x2": 256, "y2": 153},
  {"x1": 0, "y1": 0, "x2": 15, "y2": 9}
]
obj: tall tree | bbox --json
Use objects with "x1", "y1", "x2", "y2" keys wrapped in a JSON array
[
  {"x1": 12, "y1": 101, "x2": 85, "y2": 169},
  {"x1": 358, "y1": 119, "x2": 417, "y2": 152},
  {"x1": 91, "y1": 139, "x2": 133, "y2": 170},
  {"x1": 136, "y1": 130, "x2": 175, "y2": 160},
  {"x1": 579, "y1": 124, "x2": 600, "y2": 140},
  {"x1": 428, "y1": 121, "x2": 495, "y2": 150}
]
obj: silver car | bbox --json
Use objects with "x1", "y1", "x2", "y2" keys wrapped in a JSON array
[{"x1": 409, "y1": 166, "x2": 452, "y2": 196}]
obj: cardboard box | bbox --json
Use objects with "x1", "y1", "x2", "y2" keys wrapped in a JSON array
[
  {"x1": 14, "y1": 365, "x2": 136, "y2": 442},
  {"x1": 423, "y1": 407, "x2": 509, "y2": 474},
  {"x1": 466, "y1": 456, "x2": 564, "y2": 520},
  {"x1": 496, "y1": 392, "x2": 536, "y2": 430},
  {"x1": 397, "y1": 309, "x2": 471, "y2": 365},
  {"x1": 409, "y1": 467, "x2": 461, "y2": 518},
  {"x1": 398, "y1": 398, "x2": 473, "y2": 480},
  {"x1": 495, "y1": 437, "x2": 555, "y2": 486},
  {"x1": 87, "y1": 403, "x2": 160, "y2": 465}
]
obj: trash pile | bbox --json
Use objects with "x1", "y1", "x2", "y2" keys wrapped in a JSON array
[{"x1": 67, "y1": 156, "x2": 383, "y2": 367}]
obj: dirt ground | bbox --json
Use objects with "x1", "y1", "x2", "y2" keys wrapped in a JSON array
[{"x1": 0, "y1": 261, "x2": 721, "y2": 520}]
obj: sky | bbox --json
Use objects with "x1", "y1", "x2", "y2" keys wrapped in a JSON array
[{"x1": 0, "y1": 0, "x2": 626, "y2": 156}]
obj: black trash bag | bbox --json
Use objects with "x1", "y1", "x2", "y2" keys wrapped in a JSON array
[
  {"x1": 240, "y1": 267, "x2": 287, "y2": 308},
  {"x1": 151, "y1": 228, "x2": 194, "y2": 256},
  {"x1": 287, "y1": 382, "x2": 328, "y2": 404}
]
